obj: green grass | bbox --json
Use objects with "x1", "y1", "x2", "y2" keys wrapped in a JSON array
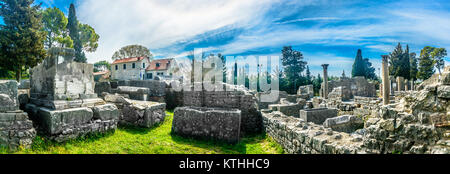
[{"x1": 0, "y1": 111, "x2": 284, "y2": 154}]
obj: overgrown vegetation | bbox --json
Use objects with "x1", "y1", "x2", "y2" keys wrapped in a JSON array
[{"x1": 0, "y1": 111, "x2": 283, "y2": 154}]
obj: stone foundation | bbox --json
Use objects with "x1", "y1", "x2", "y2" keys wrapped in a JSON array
[
  {"x1": 262, "y1": 110, "x2": 365, "y2": 154},
  {"x1": 172, "y1": 107, "x2": 241, "y2": 144},
  {"x1": 300, "y1": 108, "x2": 338, "y2": 124}
]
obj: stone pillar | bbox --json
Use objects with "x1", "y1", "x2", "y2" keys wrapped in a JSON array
[
  {"x1": 382, "y1": 55, "x2": 390, "y2": 105},
  {"x1": 405, "y1": 79, "x2": 409, "y2": 91},
  {"x1": 397, "y1": 76, "x2": 405, "y2": 91},
  {"x1": 322, "y1": 64, "x2": 329, "y2": 99}
]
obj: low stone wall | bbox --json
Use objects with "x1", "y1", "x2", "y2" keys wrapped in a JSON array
[
  {"x1": 0, "y1": 111, "x2": 36, "y2": 150},
  {"x1": 323, "y1": 115, "x2": 364, "y2": 133},
  {"x1": 262, "y1": 110, "x2": 365, "y2": 154},
  {"x1": 172, "y1": 107, "x2": 241, "y2": 144},
  {"x1": 117, "y1": 86, "x2": 149, "y2": 101},
  {"x1": 25, "y1": 104, "x2": 119, "y2": 142},
  {"x1": 268, "y1": 103, "x2": 302, "y2": 117},
  {"x1": 300, "y1": 108, "x2": 338, "y2": 124}
]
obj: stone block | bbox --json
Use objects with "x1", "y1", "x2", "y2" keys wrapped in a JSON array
[
  {"x1": 92, "y1": 104, "x2": 120, "y2": 121},
  {"x1": 300, "y1": 108, "x2": 338, "y2": 124},
  {"x1": 437, "y1": 85, "x2": 450, "y2": 99},
  {"x1": 323, "y1": 115, "x2": 364, "y2": 133},
  {"x1": 268, "y1": 103, "x2": 301, "y2": 117},
  {"x1": 120, "y1": 100, "x2": 166, "y2": 128},
  {"x1": 38, "y1": 107, "x2": 93, "y2": 135},
  {"x1": 117, "y1": 86, "x2": 150, "y2": 101},
  {"x1": 172, "y1": 107, "x2": 241, "y2": 144},
  {"x1": 0, "y1": 80, "x2": 19, "y2": 112}
]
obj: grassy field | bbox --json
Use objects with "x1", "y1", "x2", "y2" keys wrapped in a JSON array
[{"x1": 0, "y1": 111, "x2": 284, "y2": 154}]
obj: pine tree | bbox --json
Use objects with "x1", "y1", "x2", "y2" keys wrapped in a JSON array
[
  {"x1": 0, "y1": 0, "x2": 47, "y2": 81},
  {"x1": 306, "y1": 66, "x2": 311, "y2": 84},
  {"x1": 68, "y1": 3, "x2": 86, "y2": 63},
  {"x1": 363, "y1": 58, "x2": 377, "y2": 80},
  {"x1": 352, "y1": 49, "x2": 365, "y2": 77},
  {"x1": 281, "y1": 46, "x2": 307, "y2": 94},
  {"x1": 431, "y1": 48, "x2": 447, "y2": 75},
  {"x1": 418, "y1": 46, "x2": 436, "y2": 81},
  {"x1": 389, "y1": 43, "x2": 403, "y2": 77}
]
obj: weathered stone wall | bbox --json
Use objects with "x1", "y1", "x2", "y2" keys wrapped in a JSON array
[
  {"x1": 118, "y1": 80, "x2": 166, "y2": 98},
  {"x1": 30, "y1": 48, "x2": 96, "y2": 102},
  {"x1": 297, "y1": 85, "x2": 314, "y2": 100},
  {"x1": 262, "y1": 110, "x2": 365, "y2": 154},
  {"x1": 300, "y1": 108, "x2": 338, "y2": 124},
  {"x1": 0, "y1": 80, "x2": 36, "y2": 150},
  {"x1": 321, "y1": 76, "x2": 376, "y2": 99},
  {"x1": 172, "y1": 107, "x2": 241, "y2": 144},
  {"x1": 181, "y1": 84, "x2": 262, "y2": 135}
]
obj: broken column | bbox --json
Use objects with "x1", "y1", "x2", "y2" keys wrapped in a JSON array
[
  {"x1": 382, "y1": 55, "x2": 390, "y2": 105},
  {"x1": 0, "y1": 80, "x2": 36, "y2": 150},
  {"x1": 322, "y1": 64, "x2": 329, "y2": 99},
  {"x1": 26, "y1": 47, "x2": 119, "y2": 142},
  {"x1": 397, "y1": 76, "x2": 405, "y2": 91}
]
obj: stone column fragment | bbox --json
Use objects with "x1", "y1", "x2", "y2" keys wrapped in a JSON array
[
  {"x1": 382, "y1": 55, "x2": 390, "y2": 105},
  {"x1": 322, "y1": 64, "x2": 329, "y2": 99}
]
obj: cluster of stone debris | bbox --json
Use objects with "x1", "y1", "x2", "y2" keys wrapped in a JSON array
[{"x1": 262, "y1": 63, "x2": 449, "y2": 154}]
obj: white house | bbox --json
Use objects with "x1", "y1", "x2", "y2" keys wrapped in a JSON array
[
  {"x1": 111, "y1": 56, "x2": 151, "y2": 81},
  {"x1": 145, "y1": 58, "x2": 174, "y2": 80}
]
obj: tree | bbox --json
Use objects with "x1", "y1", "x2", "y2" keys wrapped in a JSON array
[
  {"x1": 306, "y1": 66, "x2": 312, "y2": 84},
  {"x1": 363, "y1": 58, "x2": 377, "y2": 80},
  {"x1": 352, "y1": 49, "x2": 365, "y2": 77},
  {"x1": 281, "y1": 46, "x2": 307, "y2": 94},
  {"x1": 68, "y1": 3, "x2": 86, "y2": 63},
  {"x1": 312, "y1": 73, "x2": 322, "y2": 95},
  {"x1": 94, "y1": 61, "x2": 111, "y2": 72},
  {"x1": 0, "y1": 0, "x2": 46, "y2": 81},
  {"x1": 431, "y1": 48, "x2": 447, "y2": 75},
  {"x1": 112, "y1": 44, "x2": 152, "y2": 60},
  {"x1": 389, "y1": 43, "x2": 403, "y2": 77},
  {"x1": 410, "y1": 52, "x2": 419, "y2": 82},
  {"x1": 418, "y1": 46, "x2": 436, "y2": 81},
  {"x1": 79, "y1": 23, "x2": 99, "y2": 53},
  {"x1": 41, "y1": 7, "x2": 68, "y2": 49}
]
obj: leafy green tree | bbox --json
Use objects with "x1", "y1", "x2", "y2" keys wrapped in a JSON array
[
  {"x1": 41, "y1": 7, "x2": 68, "y2": 48},
  {"x1": 363, "y1": 58, "x2": 377, "y2": 80},
  {"x1": 112, "y1": 44, "x2": 152, "y2": 60},
  {"x1": 418, "y1": 46, "x2": 436, "y2": 81},
  {"x1": 431, "y1": 48, "x2": 447, "y2": 75},
  {"x1": 389, "y1": 43, "x2": 403, "y2": 77},
  {"x1": 79, "y1": 23, "x2": 99, "y2": 52},
  {"x1": 281, "y1": 46, "x2": 307, "y2": 94},
  {"x1": 94, "y1": 61, "x2": 111, "y2": 72},
  {"x1": 0, "y1": 0, "x2": 46, "y2": 81},
  {"x1": 352, "y1": 49, "x2": 365, "y2": 77},
  {"x1": 68, "y1": 3, "x2": 86, "y2": 63}
]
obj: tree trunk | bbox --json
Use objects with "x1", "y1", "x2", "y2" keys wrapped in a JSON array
[{"x1": 15, "y1": 68, "x2": 21, "y2": 82}]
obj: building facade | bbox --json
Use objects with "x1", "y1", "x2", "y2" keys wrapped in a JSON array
[
  {"x1": 111, "y1": 57, "x2": 151, "y2": 81},
  {"x1": 145, "y1": 58, "x2": 174, "y2": 80}
]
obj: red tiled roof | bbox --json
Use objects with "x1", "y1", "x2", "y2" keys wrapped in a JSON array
[
  {"x1": 112, "y1": 57, "x2": 146, "y2": 65},
  {"x1": 93, "y1": 70, "x2": 109, "y2": 76},
  {"x1": 146, "y1": 58, "x2": 173, "y2": 71}
]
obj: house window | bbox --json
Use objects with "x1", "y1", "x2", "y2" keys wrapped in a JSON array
[
  {"x1": 123, "y1": 64, "x2": 127, "y2": 70},
  {"x1": 157, "y1": 72, "x2": 164, "y2": 76},
  {"x1": 115, "y1": 65, "x2": 118, "y2": 70},
  {"x1": 156, "y1": 63, "x2": 160, "y2": 67},
  {"x1": 143, "y1": 63, "x2": 146, "y2": 68},
  {"x1": 147, "y1": 73, "x2": 153, "y2": 79},
  {"x1": 132, "y1": 63, "x2": 136, "y2": 69}
]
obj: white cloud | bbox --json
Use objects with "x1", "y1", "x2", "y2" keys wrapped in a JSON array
[{"x1": 77, "y1": 0, "x2": 275, "y2": 63}]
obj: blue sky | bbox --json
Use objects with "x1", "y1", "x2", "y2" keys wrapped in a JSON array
[{"x1": 2, "y1": 0, "x2": 450, "y2": 76}]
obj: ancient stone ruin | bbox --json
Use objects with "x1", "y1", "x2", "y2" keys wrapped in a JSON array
[
  {"x1": 0, "y1": 80, "x2": 36, "y2": 150},
  {"x1": 172, "y1": 107, "x2": 241, "y2": 144},
  {"x1": 25, "y1": 48, "x2": 119, "y2": 142}
]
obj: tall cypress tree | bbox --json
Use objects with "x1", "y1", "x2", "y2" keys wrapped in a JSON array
[
  {"x1": 306, "y1": 65, "x2": 311, "y2": 84},
  {"x1": 418, "y1": 46, "x2": 436, "y2": 81},
  {"x1": 352, "y1": 49, "x2": 365, "y2": 77},
  {"x1": 410, "y1": 52, "x2": 419, "y2": 82},
  {"x1": 68, "y1": 3, "x2": 86, "y2": 63},
  {"x1": 0, "y1": 0, "x2": 46, "y2": 81},
  {"x1": 389, "y1": 43, "x2": 403, "y2": 77}
]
